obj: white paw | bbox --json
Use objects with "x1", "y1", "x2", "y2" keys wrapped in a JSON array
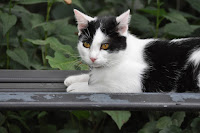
[
  {"x1": 64, "y1": 76, "x2": 79, "y2": 86},
  {"x1": 66, "y1": 82, "x2": 90, "y2": 92}
]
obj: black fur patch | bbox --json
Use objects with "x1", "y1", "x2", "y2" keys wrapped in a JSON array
[
  {"x1": 79, "y1": 16, "x2": 127, "y2": 52},
  {"x1": 142, "y1": 38, "x2": 200, "y2": 92}
]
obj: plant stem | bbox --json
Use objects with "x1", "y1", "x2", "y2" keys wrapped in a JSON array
[
  {"x1": 155, "y1": 0, "x2": 160, "y2": 38},
  {"x1": 6, "y1": 32, "x2": 10, "y2": 69},
  {"x1": 42, "y1": 0, "x2": 53, "y2": 66},
  {"x1": 6, "y1": 0, "x2": 12, "y2": 69}
]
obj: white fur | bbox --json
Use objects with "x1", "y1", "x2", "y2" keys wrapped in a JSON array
[
  {"x1": 188, "y1": 48, "x2": 200, "y2": 88},
  {"x1": 64, "y1": 74, "x2": 89, "y2": 86},
  {"x1": 188, "y1": 48, "x2": 200, "y2": 67},
  {"x1": 65, "y1": 31, "x2": 154, "y2": 93},
  {"x1": 170, "y1": 38, "x2": 190, "y2": 42}
]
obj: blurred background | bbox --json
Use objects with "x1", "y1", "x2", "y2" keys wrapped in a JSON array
[{"x1": 0, "y1": 0, "x2": 200, "y2": 132}]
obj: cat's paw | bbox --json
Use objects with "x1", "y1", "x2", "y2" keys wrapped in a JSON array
[
  {"x1": 64, "y1": 76, "x2": 79, "y2": 86},
  {"x1": 66, "y1": 82, "x2": 90, "y2": 92},
  {"x1": 64, "y1": 74, "x2": 89, "y2": 87}
]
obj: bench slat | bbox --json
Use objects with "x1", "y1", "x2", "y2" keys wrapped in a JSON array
[
  {"x1": 0, "y1": 83, "x2": 65, "y2": 92},
  {"x1": 0, "y1": 70, "x2": 87, "y2": 83},
  {"x1": 0, "y1": 83, "x2": 65, "y2": 89},
  {"x1": 0, "y1": 92, "x2": 200, "y2": 111}
]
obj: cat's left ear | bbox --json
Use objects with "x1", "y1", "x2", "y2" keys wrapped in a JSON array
[
  {"x1": 116, "y1": 10, "x2": 131, "y2": 35},
  {"x1": 74, "y1": 9, "x2": 94, "y2": 32}
]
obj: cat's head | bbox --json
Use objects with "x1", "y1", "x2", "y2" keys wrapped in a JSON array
[{"x1": 74, "y1": 9, "x2": 131, "y2": 68}]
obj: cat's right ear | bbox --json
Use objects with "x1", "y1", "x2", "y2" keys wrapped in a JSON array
[{"x1": 74, "y1": 9, "x2": 94, "y2": 31}]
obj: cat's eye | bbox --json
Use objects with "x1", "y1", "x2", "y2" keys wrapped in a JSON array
[
  {"x1": 83, "y1": 42, "x2": 91, "y2": 48},
  {"x1": 101, "y1": 43, "x2": 109, "y2": 50}
]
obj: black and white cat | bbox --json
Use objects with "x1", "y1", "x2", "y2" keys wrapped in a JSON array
[{"x1": 64, "y1": 9, "x2": 200, "y2": 93}]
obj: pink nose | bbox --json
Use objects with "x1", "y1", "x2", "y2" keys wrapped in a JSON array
[{"x1": 90, "y1": 58, "x2": 97, "y2": 62}]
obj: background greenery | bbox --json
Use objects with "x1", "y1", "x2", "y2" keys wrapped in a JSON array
[{"x1": 0, "y1": 0, "x2": 200, "y2": 132}]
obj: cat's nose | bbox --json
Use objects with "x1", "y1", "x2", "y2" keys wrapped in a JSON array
[{"x1": 90, "y1": 58, "x2": 97, "y2": 62}]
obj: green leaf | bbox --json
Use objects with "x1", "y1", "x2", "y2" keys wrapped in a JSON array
[
  {"x1": 52, "y1": 3, "x2": 73, "y2": 19},
  {"x1": 7, "y1": 48, "x2": 30, "y2": 69},
  {"x1": 5, "y1": 5, "x2": 31, "y2": 15},
  {"x1": 58, "y1": 129, "x2": 79, "y2": 133},
  {"x1": 131, "y1": 13, "x2": 153, "y2": 32},
  {"x1": 164, "y1": 12, "x2": 188, "y2": 24},
  {"x1": 16, "y1": 0, "x2": 48, "y2": 4},
  {"x1": 79, "y1": 63, "x2": 89, "y2": 70},
  {"x1": 46, "y1": 37, "x2": 74, "y2": 55},
  {"x1": 20, "y1": 12, "x2": 44, "y2": 29},
  {"x1": 0, "y1": 113, "x2": 6, "y2": 126},
  {"x1": 191, "y1": 117, "x2": 200, "y2": 133},
  {"x1": 33, "y1": 19, "x2": 78, "y2": 45},
  {"x1": 164, "y1": 23, "x2": 194, "y2": 37},
  {"x1": 0, "y1": 12, "x2": 17, "y2": 35},
  {"x1": 30, "y1": 61, "x2": 50, "y2": 70},
  {"x1": 40, "y1": 125, "x2": 56, "y2": 133},
  {"x1": 140, "y1": 7, "x2": 167, "y2": 16},
  {"x1": 46, "y1": 52, "x2": 78, "y2": 70},
  {"x1": 37, "y1": 111, "x2": 48, "y2": 119},
  {"x1": 184, "y1": 0, "x2": 200, "y2": 13},
  {"x1": 182, "y1": 129, "x2": 192, "y2": 133},
  {"x1": 0, "y1": 127, "x2": 8, "y2": 133},
  {"x1": 190, "y1": 25, "x2": 200, "y2": 31},
  {"x1": 72, "y1": 0, "x2": 86, "y2": 12},
  {"x1": 71, "y1": 111, "x2": 90, "y2": 120},
  {"x1": 156, "y1": 116, "x2": 172, "y2": 130},
  {"x1": 33, "y1": 21, "x2": 56, "y2": 33},
  {"x1": 159, "y1": 125, "x2": 181, "y2": 133},
  {"x1": 8, "y1": 124, "x2": 21, "y2": 133},
  {"x1": 103, "y1": 111, "x2": 131, "y2": 130},
  {"x1": 138, "y1": 121, "x2": 159, "y2": 133},
  {"x1": 168, "y1": 9, "x2": 198, "y2": 19},
  {"x1": 8, "y1": 114, "x2": 30, "y2": 131},
  {"x1": 25, "y1": 38, "x2": 47, "y2": 45},
  {"x1": 171, "y1": 112, "x2": 185, "y2": 127}
]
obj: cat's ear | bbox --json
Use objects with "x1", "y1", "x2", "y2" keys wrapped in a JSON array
[
  {"x1": 74, "y1": 9, "x2": 94, "y2": 31},
  {"x1": 116, "y1": 10, "x2": 131, "y2": 34}
]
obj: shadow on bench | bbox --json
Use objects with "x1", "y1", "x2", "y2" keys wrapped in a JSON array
[{"x1": 0, "y1": 70, "x2": 200, "y2": 111}]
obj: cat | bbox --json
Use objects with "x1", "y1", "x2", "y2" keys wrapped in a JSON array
[{"x1": 64, "y1": 9, "x2": 200, "y2": 93}]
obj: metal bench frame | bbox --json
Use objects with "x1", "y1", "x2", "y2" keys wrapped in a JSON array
[{"x1": 0, "y1": 70, "x2": 200, "y2": 111}]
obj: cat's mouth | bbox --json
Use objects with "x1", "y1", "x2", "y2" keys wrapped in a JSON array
[
  {"x1": 90, "y1": 64, "x2": 103, "y2": 68},
  {"x1": 89, "y1": 62, "x2": 106, "y2": 68}
]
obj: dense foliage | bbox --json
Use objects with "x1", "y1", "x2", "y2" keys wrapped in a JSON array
[{"x1": 0, "y1": 0, "x2": 200, "y2": 132}]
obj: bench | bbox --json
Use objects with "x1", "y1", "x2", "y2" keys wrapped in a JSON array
[{"x1": 0, "y1": 70, "x2": 200, "y2": 111}]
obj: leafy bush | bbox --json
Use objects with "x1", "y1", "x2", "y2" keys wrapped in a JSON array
[{"x1": 0, "y1": 0, "x2": 200, "y2": 132}]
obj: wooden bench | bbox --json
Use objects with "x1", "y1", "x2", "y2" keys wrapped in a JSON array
[{"x1": 0, "y1": 70, "x2": 200, "y2": 111}]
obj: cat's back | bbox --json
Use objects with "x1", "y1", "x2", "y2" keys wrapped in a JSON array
[{"x1": 142, "y1": 38, "x2": 200, "y2": 92}]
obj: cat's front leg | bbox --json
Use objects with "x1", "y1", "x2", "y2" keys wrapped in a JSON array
[{"x1": 64, "y1": 74, "x2": 89, "y2": 87}]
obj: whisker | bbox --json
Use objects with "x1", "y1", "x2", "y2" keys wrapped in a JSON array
[
  {"x1": 83, "y1": 30, "x2": 89, "y2": 38},
  {"x1": 86, "y1": 28, "x2": 91, "y2": 38}
]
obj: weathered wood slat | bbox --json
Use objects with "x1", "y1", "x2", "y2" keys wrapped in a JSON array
[
  {"x1": 0, "y1": 70, "x2": 87, "y2": 83},
  {"x1": 0, "y1": 83, "x2": 66, "y2": 91},
  {"x1": 0, "y1": 92, "x2": 200, "y2": 110}
]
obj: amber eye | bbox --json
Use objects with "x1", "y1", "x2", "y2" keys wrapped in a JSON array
[
  {"x1": 101, "y1": 43, "x2": 109, "y2": 50},
  {"x1": 83, "y1": 42, "x2": 91, "y2": 48}
]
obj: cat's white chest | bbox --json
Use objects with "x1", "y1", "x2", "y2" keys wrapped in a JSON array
[{"x1": 89, "y1": 60, "x2": 146, "y2": 93}]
